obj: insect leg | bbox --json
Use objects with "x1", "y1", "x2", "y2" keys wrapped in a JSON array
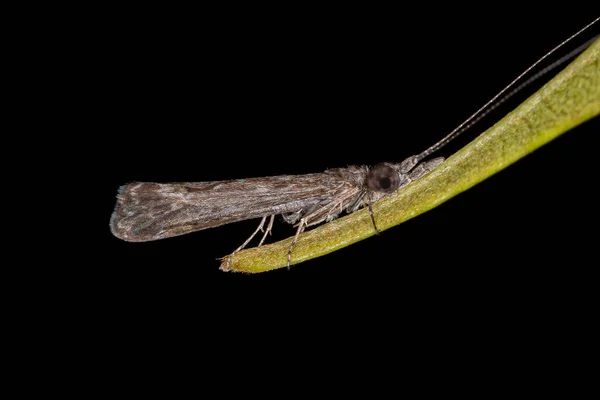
[
  {"x1": 223, "y1": 216, "x2": 268, "y2": 271},
  {"x1": 408, "y1": 157, "x2": 444, "y2": 180},
  {"x1": 258, "y1": 214, "x2": 275, "y2": 246},
  {"x1": 287, "y1": 218, "x2": 308, "y2": 268},
  {"x1": 397, "y1": 155, "x2": 420, "y2": 173},
  {"x1": 366, "y1": 190, "x2": 381, "y2": 235}
]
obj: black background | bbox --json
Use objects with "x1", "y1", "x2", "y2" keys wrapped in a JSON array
[{"x1": 99, "y1": 10, "x2": 598, "y2": 339}]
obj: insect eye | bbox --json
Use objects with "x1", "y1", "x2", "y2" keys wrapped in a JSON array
[{"x1": 366, "y1": 163, "x2": 400, "y2": 193}]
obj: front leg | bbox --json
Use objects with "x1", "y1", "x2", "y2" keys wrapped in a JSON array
[
  {"x1": 408, "y1": 157, "x2": 444, "y2": 180},
  {"x1": 397, "y1": 155, "x2": 420, "y2": 173},
  {"x1": 398, "y1": 155, "x2": 445, "y2": 177},
  {"x1": 393, "y1": 157, "x2": 445, "y2": 191}
]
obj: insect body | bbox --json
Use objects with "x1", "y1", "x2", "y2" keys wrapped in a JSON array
[{"x1": 111, "y1": 156, "x2": 444, "y2": 267}]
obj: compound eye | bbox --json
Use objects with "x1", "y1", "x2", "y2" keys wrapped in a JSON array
[{"x1": 366, "y1": 163, "x2": 400, "y2": 193}]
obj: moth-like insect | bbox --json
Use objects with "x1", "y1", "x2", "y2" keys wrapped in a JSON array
[
  {"x1": 111, "y1": 154, "x2": 443, "y2": 268},
  {"x1": 110, "y1": 20, "x2": 598, "y2": 269}
]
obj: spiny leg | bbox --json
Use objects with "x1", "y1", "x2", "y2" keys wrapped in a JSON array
[
  {"x1": 287, "y1": 218, "x2": 307, "y2": 269},
  {"x1": 366, "y1": 190, "x2": 380, "y2": 235},
  {"x1": 258, "y1": 214, "x2": 275, "y2": 246},
  {"x1": 224, "y1": 216, "x2": 268, "y2": 271}
]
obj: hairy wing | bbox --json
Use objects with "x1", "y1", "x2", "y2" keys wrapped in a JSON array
[{"x1": 110, "y1": 173, "x2": 352, "y2": 242}]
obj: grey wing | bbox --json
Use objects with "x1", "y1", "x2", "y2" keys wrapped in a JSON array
[{"x1": 110, "y1": 173, "x2": 349, "y2": 242}]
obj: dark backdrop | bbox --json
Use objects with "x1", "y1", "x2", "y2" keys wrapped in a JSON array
[{"x1": 100, "y1": 11, "x2": 598, "y2": 326}]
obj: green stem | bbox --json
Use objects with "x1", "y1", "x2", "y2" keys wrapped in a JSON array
[{"x1": 222, "y1": 38, "x2": 600, "y2": 273}]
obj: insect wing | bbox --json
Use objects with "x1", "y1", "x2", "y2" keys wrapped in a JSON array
[{"x1": 110, "y1": 173, "x2": 349, "y2": 241}]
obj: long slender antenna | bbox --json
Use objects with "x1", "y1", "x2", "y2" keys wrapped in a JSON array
[{"x1": 416, "y1": 17, "x2": 599, "y2": 162}]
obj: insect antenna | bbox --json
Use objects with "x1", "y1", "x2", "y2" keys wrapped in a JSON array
[{"x1": 415, "y1": 17, "x2": 599, "y2": 163}]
